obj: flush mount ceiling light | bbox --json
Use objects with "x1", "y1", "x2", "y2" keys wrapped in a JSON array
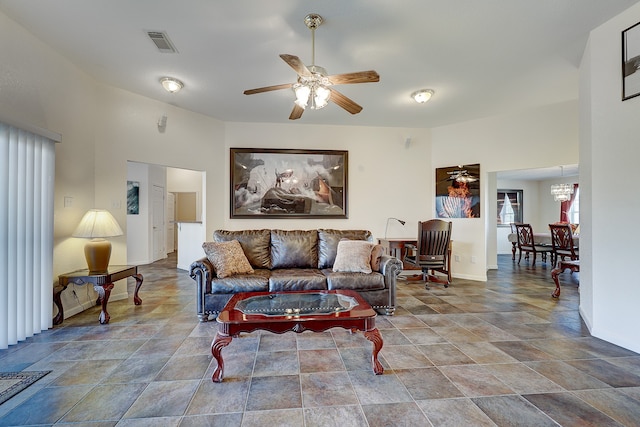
[
  {"x1": 160, "y1": 77, "x2": 184, "y2": 93},
  {"x1": 411, "y1": 89, "x2": 434, "y2": 103}
]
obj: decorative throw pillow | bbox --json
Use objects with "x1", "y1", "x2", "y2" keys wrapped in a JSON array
[
  {"x1": 202, "y1": 240, "x2": 254, "y2": 278},
  {"x1": 333, "y1": 240, "x2": 374, "y2": 273},
  {"x1": 370, "y1": 244, "x2": 385, "y2": 271}
]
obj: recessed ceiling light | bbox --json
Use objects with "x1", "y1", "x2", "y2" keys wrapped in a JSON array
[
  {"x1": 160, "y1": 77, "x2": 184, "y2": 93},
  {"x1": 411, "y1": 89, "x2": 434, "y2": 103}
]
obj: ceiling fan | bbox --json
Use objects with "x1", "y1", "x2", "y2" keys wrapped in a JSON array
[{"x1": 243, "y1": 13, "x2": 380, "y2": 120}]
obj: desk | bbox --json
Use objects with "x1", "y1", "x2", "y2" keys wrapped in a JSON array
[
  {"x1": 377, "y1": 238, "x2": 419, "y2": 270},
  {"x1": 507, "y1": 233, "x2": 579, "y2": 260},
  {"x1": 54, "y1": 265, "x2": 143, "y2": 325}
]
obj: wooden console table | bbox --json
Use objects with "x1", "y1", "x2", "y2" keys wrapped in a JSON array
[{"x1": 54, "y1": 265, "x2": 143, "y2": 325}]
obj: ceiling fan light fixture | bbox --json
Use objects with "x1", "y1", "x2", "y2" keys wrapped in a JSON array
[
  {"x1": 293, "y1": 82, "x2": 330, "y2": 110},
  {"x1": 160, "y1": 77, "x2": 184, "y2": 93},
  {"x1": 411, "y1": 89, "x2": 434, "y2": 103},
  {"x1": 312, "y1": 85, "x2": 330, "y2": 109},
  {"x1": 293, "y1": 83, "x2": 310, "y2": 108}
]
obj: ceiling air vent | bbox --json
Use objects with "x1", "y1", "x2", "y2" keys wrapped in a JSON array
[{"x1": 146, "y1": 31, "x2": 178, "y2": 53}]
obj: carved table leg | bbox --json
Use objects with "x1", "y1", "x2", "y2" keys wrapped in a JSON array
[
  {"x1": 52, "y1": 283, "x2": 67, "y2": 326},
  {"x1": 551, "y1": 266, "x2": 562, "y2": 298},
  {"x1": 132, "y1": 273, "x2": 144, "y2": 305},
  {"x1": 364, "y1": 328, "x2": 384, "y2": 375},
  {"x1": 94, "y1": 282, "x2": 114, "y2": 324},
  {"x1": 211, "y1": 333, "x2": 233, "y2": 382}
]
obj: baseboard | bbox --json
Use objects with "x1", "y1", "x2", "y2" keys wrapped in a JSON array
[
  {"x1": 62, "y1": 290, "x2": 128, "y2": 320},
  {"x1": 398, "y1": 271, "x2": 487, "y2": 282}
]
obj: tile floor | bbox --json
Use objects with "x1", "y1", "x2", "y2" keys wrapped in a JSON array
[{"x1": 1, "y1": 253, "x2": 639, "y2": 426}]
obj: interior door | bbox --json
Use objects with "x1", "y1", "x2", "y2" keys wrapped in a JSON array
[{"x1": 152, "y1": 185, "x2": 165, "y2": 261}]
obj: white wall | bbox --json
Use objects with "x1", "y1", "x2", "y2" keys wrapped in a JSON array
[
  {"x1": 167, "y1": 167, "x2": 204, "y2": 221},
  {"x1": 223, "y1": 123, "x2": 432, "y2": 242},
  {"x1": 430, "y1": 101, "x2": 579, "y2": 280},
  {"x1": 126, "y1": 162, "x2": 168, "y2": 266},
  {"x1": 580, "y1": 3, "x2": 640, "y2": 353}
]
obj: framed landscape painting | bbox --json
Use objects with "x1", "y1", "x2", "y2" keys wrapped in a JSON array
[
  {"x1": 230, "y1": 148, "x2": 348, "y2": 218},
  {"x1": 623, "y1": 21, "x2": 640, "y2": 100},
  {"x1": 435, "y1": 164, "x2": 480, "y2": 218}
]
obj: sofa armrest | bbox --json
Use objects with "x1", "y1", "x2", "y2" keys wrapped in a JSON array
[
  {"x1": 378, "y1": 254, "x2": 402, "y2": 314},
  {"x1": 190, "y1": 257, "x2": 214, "y2": 321},
  {"x1": 379, "y1": 254, "x2": 402, "y2": 278}
]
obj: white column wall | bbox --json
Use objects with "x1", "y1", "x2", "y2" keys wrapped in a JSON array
[{"x1": 580, "y1": 3, "x2": 640, "y2": 353}]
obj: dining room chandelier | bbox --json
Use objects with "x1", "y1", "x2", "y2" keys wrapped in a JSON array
[{"x1": 550, "y1": 183, "x2": 574, "y2": 202}]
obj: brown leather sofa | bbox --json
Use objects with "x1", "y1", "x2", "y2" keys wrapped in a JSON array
[{"x1": 189, "y1": 229, "x2": 402, "y2": 321}]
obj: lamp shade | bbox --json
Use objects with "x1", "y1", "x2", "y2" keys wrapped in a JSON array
[
  {"x1": 73, "y1": 209, "x2": 123, "y2": 238},
  {"x1": 73, "y1": 210, "x2": 123, "y2": 273}
]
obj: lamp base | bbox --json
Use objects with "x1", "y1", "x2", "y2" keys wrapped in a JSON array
[{"x1": 84, "y1": 238, "x2": 112, "y2": 273}]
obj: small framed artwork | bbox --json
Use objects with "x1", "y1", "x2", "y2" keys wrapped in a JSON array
[
  {"x1": 230, "y1": 148, "x2": 348, "y2": 218},
  {"x1": 127, "y1": 181, "x2": 140, "y2": 215},
  {"x1": 497, "y1": 189, "x2": 523, "y2": 226},
  {"x1": 622, "y1": 21, "x2": 640, "y2": 101},
  {"x1": 435, "y1": 164, "x2": 480, "y2": 218}
]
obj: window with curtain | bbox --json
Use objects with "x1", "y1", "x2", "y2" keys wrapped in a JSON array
[
  {"x1": 497, "y1": 189, "x2": 523, "y2": 226},
  {"x1": 1, "y1": 121, "x2": 58, "y2": 349}
]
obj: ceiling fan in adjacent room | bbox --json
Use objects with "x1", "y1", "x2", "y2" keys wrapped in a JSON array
[{"x1": 243, "y1": 13, "x2": 380, "y2": 120}]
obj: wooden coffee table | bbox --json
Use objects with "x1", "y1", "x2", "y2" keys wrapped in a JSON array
[{"x1": 211, "y1": 289, "x2": 384, "y2": 382}]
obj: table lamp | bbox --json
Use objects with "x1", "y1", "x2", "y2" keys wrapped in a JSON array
[{"x1": 72, "y1": 209, "x2": 123, "y2": 273}]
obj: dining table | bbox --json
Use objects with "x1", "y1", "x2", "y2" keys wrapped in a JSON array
[{"x1": 507, "y1": 233, "x2": 579, "y2": 260}]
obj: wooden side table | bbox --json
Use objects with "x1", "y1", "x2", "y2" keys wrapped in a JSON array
[{"x1": 54, "y1": 265, "x2": 143, "y2": 325}]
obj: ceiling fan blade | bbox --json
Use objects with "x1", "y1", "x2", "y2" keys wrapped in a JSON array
[
  {"x1": 329, "y1": 89, "x2": 363, "y2": 115},
  {"x1": 244, "y1": 83, "x2": 293, "y2": 95},
  {"x1": 289, "y1": 104, "x2": 304, "y2": 120},
  {"x1": 327, "y1": 70, "x2": 380, "y2": 85},
  {"x1": 280, "y1": 54, "x2": 312, "y2": 77}
]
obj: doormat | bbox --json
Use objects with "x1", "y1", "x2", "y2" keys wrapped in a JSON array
[{"x1": 0, "y1": 371, "x2": 51, "y2": 405}]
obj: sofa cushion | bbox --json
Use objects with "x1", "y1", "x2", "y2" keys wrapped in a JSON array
[
  {"x1": 323, "y1": 270, "x2": 385, "y2": 291},
  {"x1": 211, "y1": 269, "x2": 270, "y2": 293},
  {"x1": 270, "y1": 230, "x2": 318, "y2": 269},
  {"x1": 268, "y1": 269, "x2": 327, "y2": 292},
  {"x1": 214, "y1": 229, "x2": 271, "y2": 269},
  {"x1": 203, "y1": 240, "x2": 255, "y2": 278},
  {"x1": 318, "y1": 229, "x2": 373, "y2": 269},
  {"x1": 333, "y1": 240, "x2": 374, "y2": 274}
]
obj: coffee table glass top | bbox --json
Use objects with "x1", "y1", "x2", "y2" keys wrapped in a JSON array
[{"x1": 234, "y1": 292, "x2": 359, "y2": 316}]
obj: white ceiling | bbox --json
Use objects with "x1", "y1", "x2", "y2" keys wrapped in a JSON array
[{"x1": 1, "y1": 0, "x2": 638, "y2": 129}]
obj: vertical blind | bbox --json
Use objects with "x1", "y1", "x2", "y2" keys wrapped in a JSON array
[{"x1": 0, "y1": 121, "x2": 56, "y2": 349}]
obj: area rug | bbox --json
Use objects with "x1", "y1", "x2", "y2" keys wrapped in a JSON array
[{"x1": 0, "y1": 371, "x2": 51, "y2": 405}]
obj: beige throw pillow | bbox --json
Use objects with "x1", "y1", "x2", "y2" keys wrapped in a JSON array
[
  {"x1": 333, "y1": 240, "x2": 374, "y2": 274},
  {"x1": 202, "y1": 240, "x2": 254, "y2": 278}
]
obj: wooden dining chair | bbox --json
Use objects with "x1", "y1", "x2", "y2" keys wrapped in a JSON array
[
  {"x1": 404, "y1": 219, "x2": 452, "y2": 289},
  {"x1": 549, "y1": 223, "x2": 579, "y2": 267},
  {"x1": 514, "y1": 223, "x2": 553, "y2": 266}
]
